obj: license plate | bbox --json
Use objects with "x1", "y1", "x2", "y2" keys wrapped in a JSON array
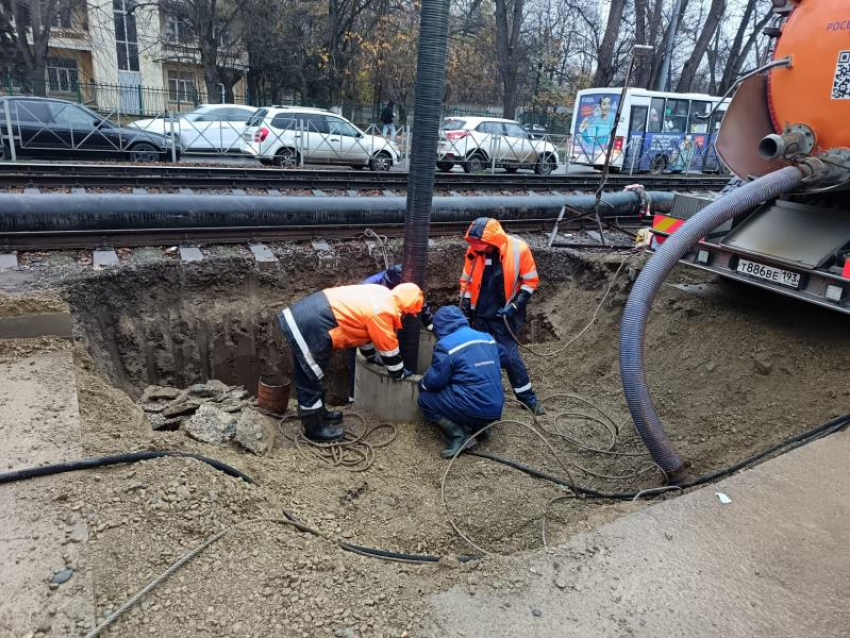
[{"x1": 736, "y1": 259, "x2": 801, "y2": 289}]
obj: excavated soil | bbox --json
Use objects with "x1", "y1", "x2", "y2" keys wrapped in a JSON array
[{"x1": 2, "y1": 239, "x2": 849, "y2": 637}]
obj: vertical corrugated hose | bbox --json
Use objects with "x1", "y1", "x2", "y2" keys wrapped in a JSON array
[
  {"x1": 399, "y1": 0, "x2": 452, "y2": 370},
  {"x1": 619, "y1": 166, "x2": 805, "y2": 481}
]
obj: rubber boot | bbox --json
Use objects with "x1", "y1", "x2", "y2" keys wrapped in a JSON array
[
  {"x1": 321, "y1": 392, "x2": 343, "y2": 423},
  {"x1": 300, "y1": 407, "x2": 344, "y2": 442},
  {"x1": 523, "y1": 400, "x2": 546, "y2": 416},
  {"x1": 436, "y1": 418, "x2": 477, "y2": 459}
]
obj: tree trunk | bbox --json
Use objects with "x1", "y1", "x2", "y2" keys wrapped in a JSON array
[
  {"x1": 676, "y1": 0, "x2": 726, "y2": 93},
  {"x1": 645, "y1": 0, "x2": 666, "y2": 89},
  {"x1": 719, "y1": 1, "x2": 756, "y2": 91},
  {"x1": 494, "y1": 0, "x2": 524, "y2": 119},
  {"x1": 592, "y1": 0, "x2": 626, "y2": 87},
  {"x1": 720, "y1": 8, "x2": 773, "y2": 93}
]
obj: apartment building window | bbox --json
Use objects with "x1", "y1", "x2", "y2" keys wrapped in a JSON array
[
  {"x1": 164, "y1": 14, "x2": 193, "y2": 44},
  {"x1": 167, "y1": 70, "x2": 198, "y2": 103},
  {"x1": 47, "y1": 57, "x2": 79, "y2": 93},
  {"x1": 51, "y1": 6, "x2": 73, "y2": 29},
  {"x1": 113, "y1": 0, "x2": 139, "y2": 72}
]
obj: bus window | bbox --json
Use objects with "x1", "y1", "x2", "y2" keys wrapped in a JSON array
[
  {"x1": 689, "y1": 101, "x2": 711, "y2": 134},
  {"x1": 648, "y1": 98, "x2": 664, "y2": 133},
  {"x1": 663, "y1": 99, "x2": 689, "y2": 133},
  {"x1": 711, "y1": 108, "x2": 727, "y2": 133}
]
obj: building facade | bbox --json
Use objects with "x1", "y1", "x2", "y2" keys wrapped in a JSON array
[{"x1": 14, "y1": 0, "x2": 248, "y2": 116}]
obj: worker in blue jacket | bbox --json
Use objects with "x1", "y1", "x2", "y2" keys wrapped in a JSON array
[
  {"x1": 347, "y1": 264, "x2": 434, "y2": 401},
  {"x1": 418, "y1": 305, "x2": 505, "y2": 458}
]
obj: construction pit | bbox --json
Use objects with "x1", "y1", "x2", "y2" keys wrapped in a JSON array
[{"x1": 2, "y1": 237, "x2": 850, "y2": 638}]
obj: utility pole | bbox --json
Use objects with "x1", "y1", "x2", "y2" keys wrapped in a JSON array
[{"x1": 655, "y1": 0, "x2": 684, "y2": 91}]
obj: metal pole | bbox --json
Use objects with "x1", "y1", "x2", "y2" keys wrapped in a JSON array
[
  {"x1": 168, "y1": 111, "x2": 178, "y2": 163},
  {"x1": 4, "y1": 100, "x2": 17, "y2": 161},
  {"x1": 655, "y1": 0, "x2": 684, "y2": 92},
  {"x1": 595, "y1": 45, "x2": 652, "y2": 246}
]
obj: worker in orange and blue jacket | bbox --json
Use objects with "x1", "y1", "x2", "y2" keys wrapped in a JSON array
[
  {"x1": 278, "y1": 282, "x2": 424, "y2": 441},
  {"x1": 459, "y1": 217, "x2": 546, "y2": 415}
]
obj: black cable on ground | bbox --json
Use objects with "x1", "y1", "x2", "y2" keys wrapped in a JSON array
[
  {"x1": 0, "y1": 450, "x2": 253, "y2": 486},
  {"x1": 467, "y1": 412, "x2": 850, "y2": 501},
  {"x1": 282, "y1": 510, "x2": 476, "y2": 564}
]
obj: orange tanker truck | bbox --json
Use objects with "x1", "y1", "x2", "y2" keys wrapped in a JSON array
[{"x1": 649, "y1": 0, "x2": 850, "y2": 313}]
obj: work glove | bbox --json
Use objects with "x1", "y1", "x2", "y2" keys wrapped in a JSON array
[
  {"x1": 399, "y1": 368, "x2": 414, "y2": 380},
  {"x1": 497, "y1": 303, "x2": 518, "y2": 319},
  {"x1": 459, "y1": 298, "x2": 472, "y2": 319},
  {"x1": 421, "y1": 302, "x2": 435, "y2": 332}
]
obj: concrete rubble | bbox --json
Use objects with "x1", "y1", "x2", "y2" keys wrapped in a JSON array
[{"x1": 136, "y1": 379, "x2": 277, "y2": 455}]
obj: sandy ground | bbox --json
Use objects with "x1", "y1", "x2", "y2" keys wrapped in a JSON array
[{"x1": 0, "y1": 241, "x2": 848, "y2": 636}]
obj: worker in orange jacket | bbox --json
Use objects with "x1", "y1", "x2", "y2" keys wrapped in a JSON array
[
  {"x1": 459, "y1": 217, "x2": 545, "y2": 415},
  {"x1": 278, "y1": 282, "x2": 424, "y2": 441}
]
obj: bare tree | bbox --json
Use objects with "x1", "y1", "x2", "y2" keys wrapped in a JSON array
[
  {"x1": 157, "y1": 0, "x2": 247, "y2": 103},
  {"x1": 718, "y1": 0, "x2": 772, "y2": 92},
  {"x1": 676, "y1": 0, "x2": 725, "y2": 92},
  {"x1": 0, "y1": 0, "x2": 73, "y2": 94},
  {"x1": 591, "y1": 0, "x2": 626, "y2": 87},
  {"x1": 494, "y1": 0, "x2": 524, "y2": 118}
]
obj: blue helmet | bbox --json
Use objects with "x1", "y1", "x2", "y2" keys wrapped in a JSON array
[{"x1": 381, "y1": 264, "x2": 403, "y2": 289}]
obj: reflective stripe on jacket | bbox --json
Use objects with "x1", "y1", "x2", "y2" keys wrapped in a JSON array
[{"x1": 459, "y1": 217, "x2": 539, "y2": 308}]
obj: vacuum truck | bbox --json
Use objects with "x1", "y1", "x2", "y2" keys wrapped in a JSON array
[{"x1": 649, "y1": 0, "x2": 850, "y2": 314}]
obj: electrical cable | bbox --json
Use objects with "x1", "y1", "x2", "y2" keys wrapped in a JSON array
[
  {"x1": 0, "y1": 450, "x2": 253, "y2": 486},
  {"x1": 85, "y1": 511, "x2": 477, "y2": 637},
  {"x1": 280, "y1": 411, "x2": 397, "y2": 472},
  {"x1": 465, "y1": 411, "x2": 850, "y2": 501}
]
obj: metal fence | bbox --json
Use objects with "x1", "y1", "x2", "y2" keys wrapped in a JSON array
[{"x1": 0, "y1": 92, "x2": 728, "y2": 176}]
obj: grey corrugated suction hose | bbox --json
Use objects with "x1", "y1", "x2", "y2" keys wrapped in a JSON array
[
  {"x1": 619, "y1": 166, "x2": 805, "y2": 482},
  {"x1": 399, "y1": 0, "x2": 452, "y2": 369}
]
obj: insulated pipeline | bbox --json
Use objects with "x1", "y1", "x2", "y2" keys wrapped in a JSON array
[
  {"x1": 619, "y1": 166, "x2": 805, "y2": 481},
  {"x1": 0, "y1": 191, "x2": 673, "y2": 233},
  {"x1": 399, "y1": 0, "x2": 452, "y2": 369}
]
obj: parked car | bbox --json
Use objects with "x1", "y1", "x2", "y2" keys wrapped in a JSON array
[
  {"x1": 129, "y1": 104, "x2": 256, "y2": 152},
  {"x1": 437, "y1": 116, "x2": 559, "y2": 174},
  {"x1": 241, "y1": 107, "x2": 400, "y2": 170},
  {"x1": 0, "y1": 96, "x2": 175, "y2": 162}
]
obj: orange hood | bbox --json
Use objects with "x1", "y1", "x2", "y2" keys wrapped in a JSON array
[
  {"x1": 390, "y1": 282, "x2": 424, "y2": 315},
  {"x1": 464, "y1": 217, "x2": 508, "y2": 252}
]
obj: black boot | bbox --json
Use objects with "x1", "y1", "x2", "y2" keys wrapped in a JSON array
[
  {"x1": 321, "y1": 392, "x2": 343, "y2": 423},
  {"x1": 435, "y1": 418, "x2": 477, "y2": 459},
  {"x1": 522, "y1": 400, "x2": 546, "y2": 416},
  {"x1": 300, "y1": 407, "x2": 344, "y2": 442}
]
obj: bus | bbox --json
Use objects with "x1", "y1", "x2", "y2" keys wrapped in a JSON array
[{"x1": 570, "y1": 88, "x2": 730, "y2": 174}]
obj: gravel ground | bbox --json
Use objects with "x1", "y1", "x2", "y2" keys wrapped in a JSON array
[{"x1": 1, "y1": 241, "x2": 848, "y2": 637}]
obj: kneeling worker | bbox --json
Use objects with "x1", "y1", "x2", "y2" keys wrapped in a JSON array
[
  {"x1": 279, "y1": 282, "x2": 424, "y2": 442},
  {"x1": 418, "y1": 305, "x2": 505, "y2": 458}
]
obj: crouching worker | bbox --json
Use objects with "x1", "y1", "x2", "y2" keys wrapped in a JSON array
[
  {"x1": 279, "y1": 282, "x2": 424, "y2": 442},
  {"x1": 418, "y1": 306, "x2": 505, "y2": 458}
]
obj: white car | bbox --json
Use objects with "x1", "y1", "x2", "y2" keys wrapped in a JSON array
[
  {"x1": 241, "y1": 106, "x2": 400, "y2": 170},
  {"x1": 129, "y1": 104, "x2": 256, "y2": 152},
  {"x1": 438, "y1": 116, "x2": 559, "y2": 174}
]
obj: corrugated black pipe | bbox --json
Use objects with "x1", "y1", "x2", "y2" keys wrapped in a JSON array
[
  {"x1": 399, "y1": 0, "x2": 452, "y2": 370},
  {"x1": 619, "y1": 166, "x2": 804, "y2": 483},
  {"x1": 0, "y1": 192, "x2": 673, "y2": 233}
]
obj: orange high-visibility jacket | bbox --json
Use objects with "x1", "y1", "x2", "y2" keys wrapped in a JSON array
[
  {"x1": 459, "y1": 218, "x2": 539, "y2": 308},
  {"x1": 325, "y1": 282, "x2": 423, "y2": 372}
]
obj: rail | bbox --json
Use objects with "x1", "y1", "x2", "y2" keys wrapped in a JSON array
[{"x1": 0, "y1": 163, "x2": 730, "y2": 192}]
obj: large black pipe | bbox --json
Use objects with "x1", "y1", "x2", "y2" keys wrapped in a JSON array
[
  {"x1": 400, "y1": 0, "x2": 452, "y2": 370},
  {"x1": 0, "y1": 191, "x2": 673, "y2": 233}
]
